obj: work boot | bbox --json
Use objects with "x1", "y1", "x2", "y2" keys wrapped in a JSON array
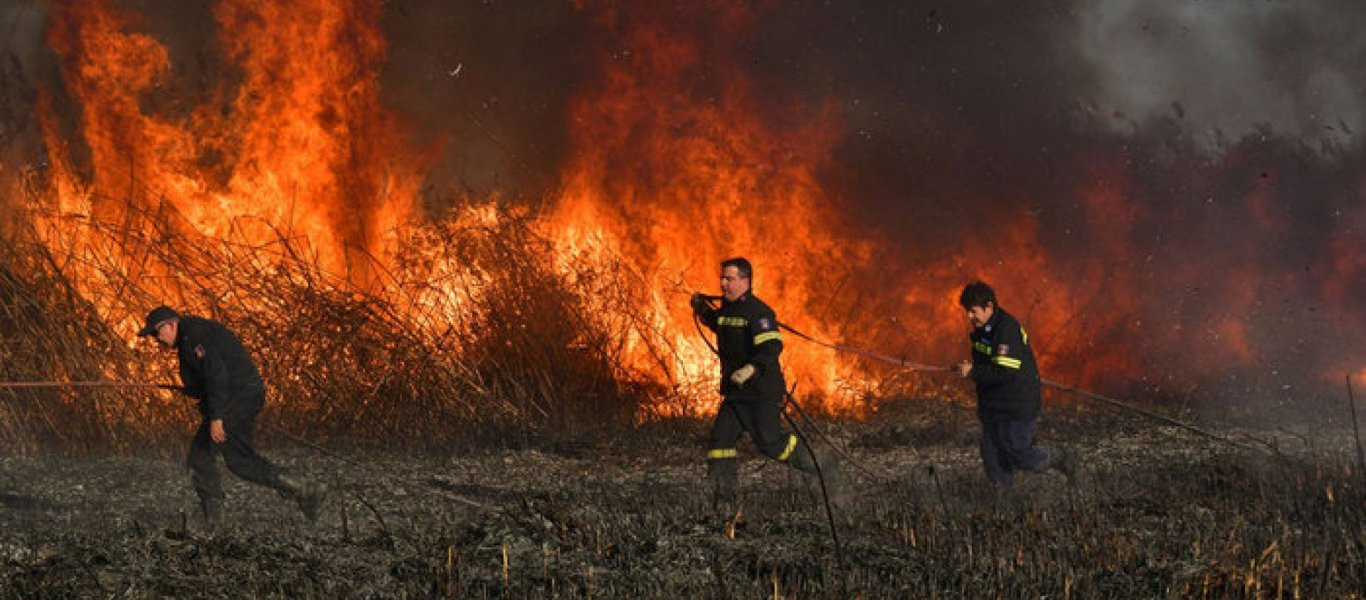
[
  {"x1": 1035, "y1": 445, "x2": 1080, "y2": 487},
  {"x1": 707, "y1": 458, "x2": 740, "y2": 518},
  {"x1": 273, "y1": 474, "x2": 326, "y2": 522}
]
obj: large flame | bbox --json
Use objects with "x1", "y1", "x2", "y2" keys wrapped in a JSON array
[
  {"x1": 38, "y1": 0, "x2": 418, "y2": 302},
  {"x1": 544, "y1": 1, "x2": 875, "y2": 415}
]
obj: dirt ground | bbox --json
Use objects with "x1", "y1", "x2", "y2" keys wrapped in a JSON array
[{"x1": 2, "y1": 400, "x2": 1363, "y2": 598}]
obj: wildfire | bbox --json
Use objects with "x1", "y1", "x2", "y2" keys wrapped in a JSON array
[
  {"x1": 37, "y1": 0, "x2": 418, "y2": 303},
  {"x1": 7, "y1": 0, "x2": 1364, "y2": 428},
  {"x1": 544, "y1": 1, "x2": 879, "y2": 415}
]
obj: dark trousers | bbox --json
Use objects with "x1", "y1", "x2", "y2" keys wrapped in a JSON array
[
  {"x1": 979, "y1": 416, "x2": 1049, "y2": 488},
  {"x1": 707, "y1": 397, "x2": 798, "y2": 462},
  {"x1": 186, "y1": 399, "x2": 280, "y2": 501}
]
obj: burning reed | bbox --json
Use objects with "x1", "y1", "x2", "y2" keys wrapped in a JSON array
[{"x1": 0, "y1": 187, "x2": 651, "y2": 454}]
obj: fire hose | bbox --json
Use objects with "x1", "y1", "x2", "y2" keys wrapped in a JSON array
[
  {"x1": 692, "y1": 292, "x2": 1269, "y2": 455},
  {"x1": 0, "y1": 380, "x2": 501, "y2": 512},
  {"x1": 0, "y1": 381, "x2": 181, "y2": 391},
  {"x1": 778, "y1": 319, "x2": 1267, "y2": 454}
]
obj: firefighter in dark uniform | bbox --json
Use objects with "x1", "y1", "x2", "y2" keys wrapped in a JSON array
[
  {"x1": 954, "y1": 282, "x2": 1076, "y2": 492},
  {"x1": 690, "y1": 257, "x2": 844, "y2": 514},
  {"x1": 138, "y1": 306, "x2": 323, "y2": 524}
]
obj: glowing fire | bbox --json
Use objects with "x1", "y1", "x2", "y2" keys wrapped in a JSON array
[
  {"x1": 34, "y1": 0, "x2": 886, "y2": 417},
  {"x1": 545, "y1": 1, "x2": 875, "y2": 415},
  {"x1": 37, "y1": 0, "x2": 418, "y2": 305},
  {"x1": 10, "y1": 0, "x2": 1364, "y2": 424}
]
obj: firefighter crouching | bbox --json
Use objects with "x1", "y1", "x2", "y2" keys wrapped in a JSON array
[
  {"x1": 691, "y1": 257, "x2": 847, "y2": 516},
  {"x1": 953, "y1": 281, "x2": 1078, "y2": 494}
]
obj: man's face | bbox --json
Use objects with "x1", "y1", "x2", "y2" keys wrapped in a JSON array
[
  {"x1": 966, "y1": 303, "x2": 994, "y2": 329},
  {"x1": 154, "y1": 319, "x2": 178, "y2": 348},
  {"x1": 720, "y1": 266, "x2": 750, "y2": 302}
]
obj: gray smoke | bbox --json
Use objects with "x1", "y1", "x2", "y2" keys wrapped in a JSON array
[
  {"x1": 1074, "y1": 0, "x2": 1365, "y2": 153},
  {"x1": 0, "y1": 1, "x2": 48, "y2": 171}
]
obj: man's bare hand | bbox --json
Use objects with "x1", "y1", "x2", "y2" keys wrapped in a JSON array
[
  {"x1": 210, "y1": 419, "x2": 227, "y2": 443},
  {"x1": 954, "y1": 360, "x2": 973, "y2": 378}
]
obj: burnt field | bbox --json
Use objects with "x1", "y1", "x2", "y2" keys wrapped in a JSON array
[{"x1": 2, "y1": 401, "x2": 1362, "y2": 599}]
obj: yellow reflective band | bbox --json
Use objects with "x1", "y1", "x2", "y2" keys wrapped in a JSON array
[
  {"x1": 1021, "y1": 328, "x2": 1029, "y2": 345},
  {"x1": 707, "y1": 448, "x2": 737, "y2": 459},
  {"x1": 974, "y1": 341, "x2": 992, "y2": 355},
  {"x1": 717, "y1": 316, "x2": 748, "y2": 327},
  {"x1": 753, "y1": 331, "x2": 781, "y2": 345},
  {"x1": 992, "y1": 356, "x2": 1022, "y2": 369},
  {"x1": 776, "y1": 434, "x2": 799, "y2": 461}
]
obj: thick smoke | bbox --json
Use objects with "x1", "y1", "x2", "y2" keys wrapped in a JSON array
[
  {"x1": 743, "y1": 1, "x2": 1366, "y2": 412},
  {"x1": 0, "y1": 2, "x2": 47, "y2": 171},
  {"x1": 1075, "y1": 0, "x2": 1365, "y2": 153}
]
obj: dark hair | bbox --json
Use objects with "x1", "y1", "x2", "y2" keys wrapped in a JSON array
[
  {"x1": 958, "y1": 281, "x2": 996, "y2": 309},
  {"x1": 720, "y1": 257, "x2": 753, "y2": 281}
]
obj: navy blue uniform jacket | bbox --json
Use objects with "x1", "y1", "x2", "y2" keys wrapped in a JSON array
[
  {"x1": 698, "y1": 293, "x2": 786, "y2": 402},
  {"x1": 175, "y1": 316, "x2": 266, "y2": 420},
  {"x1": 968, "y1": 307, "x2": 1042, "y2": 421}
]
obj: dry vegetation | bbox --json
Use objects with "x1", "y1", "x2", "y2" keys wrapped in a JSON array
[
  {"x1": 0, "y1": 186, "x2": 1363, "y2": 597},
  {"x1": 0, "y1": 184, "x2": 653, "y2": 454}
]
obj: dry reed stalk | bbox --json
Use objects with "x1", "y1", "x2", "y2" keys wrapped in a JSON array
[{"x1": 1, "y1": 181, "x2": 668, "y2": 452}]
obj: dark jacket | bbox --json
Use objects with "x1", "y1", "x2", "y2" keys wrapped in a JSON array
[
  {"x1": 698, "y1": 293, "x2": 786, "y2": 401},
  {"x1": 175, "y1": 316, "x2": 266, "y2": 420},
  {"x1": 968, "y1": 307, "x2": 1041, "y2": 421}
]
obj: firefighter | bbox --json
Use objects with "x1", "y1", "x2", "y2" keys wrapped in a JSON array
[
  {"x1": 690, "y1": 257, "x2": 845, "y2": 515},
  {"x1": 138, "y1": 306, "x2": 324, "y2": 525},
  {"x1": 953, "y1": 282, "x2": 1077, "y2": 493}
]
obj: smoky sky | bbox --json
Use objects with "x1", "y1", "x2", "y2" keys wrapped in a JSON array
[
  {"x1": 1076, "y1": 0, "x2": 1365, "y2": 151},
  {"x1": 6, "y1": 1, "x2": 1363, "y2": 203}
]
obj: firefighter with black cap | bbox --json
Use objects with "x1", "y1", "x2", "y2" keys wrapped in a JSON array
[
  {"x1": 690, "y1": 257, "x2": 845, "y2": 516},
  {"x1": 138, "y1": 305, "x2": 324, "y2": 525},
  {"x1": 954, "y1": 282, "x2": 1077, "y2": 493}
]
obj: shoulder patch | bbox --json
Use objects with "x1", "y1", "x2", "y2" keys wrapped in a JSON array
[
  {"x1": 996, "y1": 344, "x2": 1010, "y2": 356},
  {"x1": 194, "y1": 344, "x2": 206, "y2": 359},
  {"x1": 757, "y1": 317, "x2": 773, "y2": 331}
]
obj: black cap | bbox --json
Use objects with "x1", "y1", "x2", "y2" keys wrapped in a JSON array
[{"x1": 137, "y1": 306, "x2": 180, "y2": 337}]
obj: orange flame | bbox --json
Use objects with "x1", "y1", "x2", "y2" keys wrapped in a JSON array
[
  {"x1": 38, "y1": 0, "x2": 418, "y2": 300},
  {"x1": 13, "y1": 0, "x2": 1364, "y2": 421},
  {"x1": 544, "y1": 1, "x2": 878, "y2": 415}
]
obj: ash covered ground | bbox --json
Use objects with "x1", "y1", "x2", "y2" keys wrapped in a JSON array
[{"x1": 2, "y1": 401, "x2": 1362, "y2": 598}]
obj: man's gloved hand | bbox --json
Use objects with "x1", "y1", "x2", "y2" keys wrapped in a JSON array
[
  {"x1": 690, "y1": 292, "x2": 710, "y2": 315},
  {"x1": 730, "y1": 364, "x2": 757, "y2": 386}
]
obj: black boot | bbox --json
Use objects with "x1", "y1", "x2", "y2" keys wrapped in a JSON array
[
  {"x1": 273, "y1": 474, "x2": 325, "y2": 522},
  {"x1": 707, "y1": 458, "x2": 740, "y2": 518},
  {"x1": 1034, "y1": 445, "x2": 1080, "y2": 486}
]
